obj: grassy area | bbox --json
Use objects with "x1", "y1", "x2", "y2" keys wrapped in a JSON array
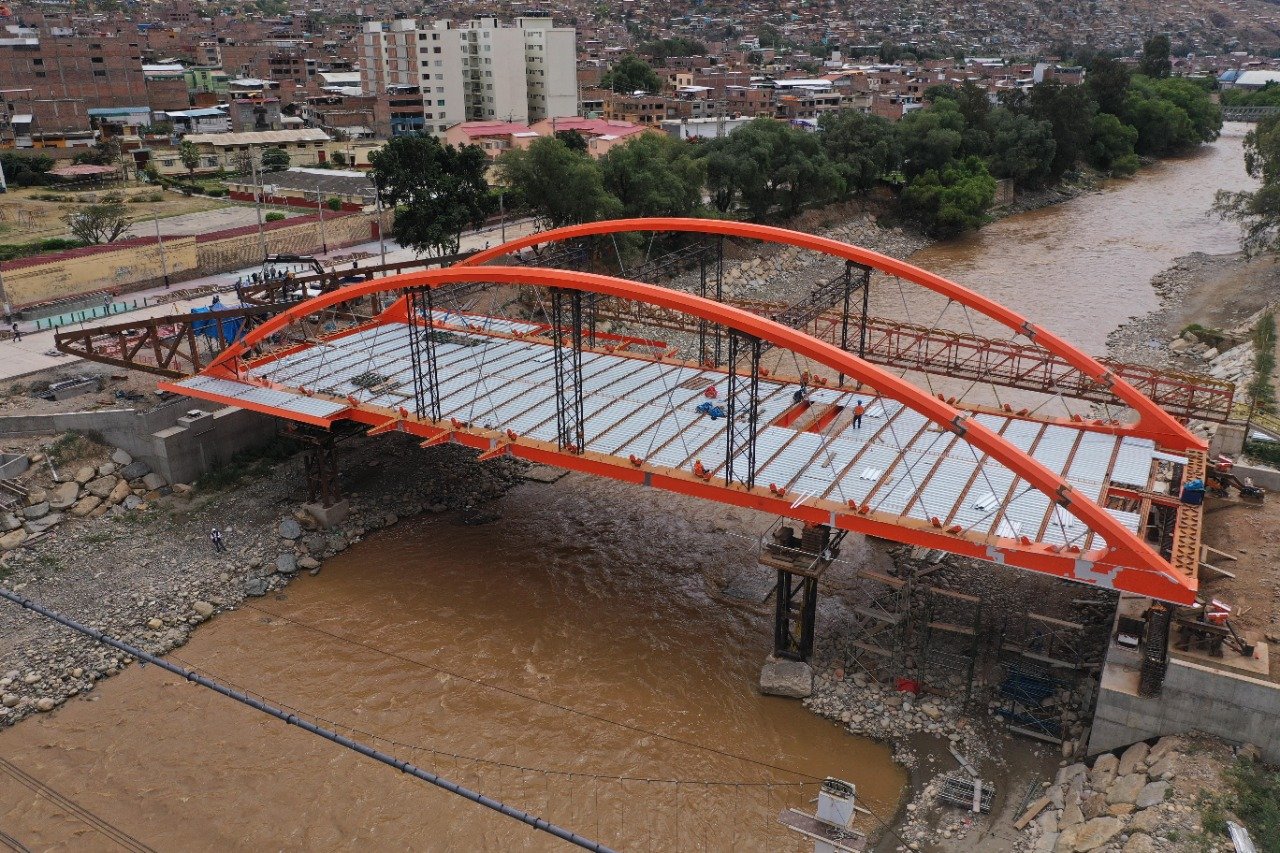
[
  {"x1": 0, "y1": 184, "x2": 236, "y2": 242},
  {"x1": 1194, "y1": 758, "x2": 1280, "y2": 852},
  {"x1": 196, "y1": 435, "x2": 300, "y2": 492},
  {"x1": 46, "y1": 430, "x2": 105, "y2": 466}
]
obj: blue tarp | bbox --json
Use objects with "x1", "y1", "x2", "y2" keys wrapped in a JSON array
[{"x1": 190, "y1": 305, "x2": 245, "y2": 342}]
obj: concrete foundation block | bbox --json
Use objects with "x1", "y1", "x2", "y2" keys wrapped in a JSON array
[
  {"x1": 303, "y1": 499, "x2": 350, "y2": 529},
  {"x1": 759, "y1": 655, "x2": 813, "y2": 698}
]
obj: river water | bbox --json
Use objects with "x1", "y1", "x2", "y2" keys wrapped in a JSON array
[{"x1": 0, "y1": 128, "x2": 1260, "y2": 852}]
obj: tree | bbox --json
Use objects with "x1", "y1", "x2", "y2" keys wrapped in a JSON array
[
  {"x1": 637, "y1": 37, "x2": 706, "y2": 61},
  {"x1": 369, "y1": 133, "x2": 495, "y2": 257},
  {"x1": 260, "y1": 147, "x2": 290, "y2": 171},
  {"x1": 986, "y1": 109, "x2": 1056, "y2": 189},
  {"x1": 497, "y1": 136, "x2": 619, "y2": 228},
  {"x1": 1023, "y1": 80, "x2": 1097, "y2": 180},
  {"x1": 897, "y1": 99, "x2": 967, "y2": 177},
  {"x1": 1123, "y1": 77, "x2": 1219, "y2": 156},
  {"x1": 1140, "y1": 34, "x2": 1172, "y2": 79},
  {"x1": 1214, "y1": 114, "x2": 1280, "y2": 254},
  {"x1": 701, "y1": 118, "x2": 843, "y2": 219},
  {"x1": 955, "y1": 80, "x2": 993, "y2": 132},
  {"x1": 178, "y1": 140, "x2": 201, "y2": 176},
  {"x1": 600, "y1": 54, "x2": 662, "y2": 94},
  {"x1": 1087, "y1": 113, "x2": 1140, "y2": 175},
  {"x1": 600, "y1": 133, "x2": 705, "y2": 218},
  {"x1": 0, "y1": 153, "x2": 56, "y2": 187},
  {"x1": 64, "y1": 193, "x2": 130, "y2": 244},
  {"x1": 1087, "y1": 56, "x2": 1131, "y2": 117},
  {"x1": 554, "y1": 129, "x2": 589, "y2": 154},
  {"x1": 817, "y1": 109, "x2": 900, "y2": 195},
  {"x1": 899, "y1": 157, "x2": 996, "y2": 237}
]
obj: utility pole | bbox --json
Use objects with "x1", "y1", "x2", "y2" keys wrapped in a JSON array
[
  {"x1": 251, "y1": 156, "x2": 267, "y2": 262},
  {"x1": 153, "y1": 215, "x2": 170, "y2": 289},
  {"x1": 371, "y1": 172, "x2": 387, "y2": 270},
  {"x1": 316, "y1": 180, "x2": 328, "y2": 255}
]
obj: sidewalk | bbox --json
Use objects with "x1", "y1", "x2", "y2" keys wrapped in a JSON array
[{"x1": 0, "y1": 217, "x2": 539, "y2": 384}]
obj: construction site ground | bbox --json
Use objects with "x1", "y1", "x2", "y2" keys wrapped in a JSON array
[{"x1": 1198, "y1": 493, "x2": 1280, "y2": 681}]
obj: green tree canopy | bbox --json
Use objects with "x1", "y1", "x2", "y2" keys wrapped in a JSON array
[
  {"x1": 64, "y1": 193, "x2": 130, "y2": 244},
  {"x1": 1087, "y1": 113, "x2": 1140, "y2": 175},
  {"x1": 1023, "y1": 80, "x2": 1097, "y2": 180},
  {"x1": 600, "y1": 133, "x2": 705, "y2": 218},
  {"x1": 601, "y1": 54, "x2": 662, "y2": 93},
  {"x1": 497, "y1": 136, "x2": 620, "y2": 228},
  {"x1": 260, "y1": 147, "x2": 290, "y2": 171},
  {"x1": 899, "y1": 156, "x2": 997, "y2": 237},
  {"x1": 986, "y1": 109, "x2": 1057, "y2": 189},
  {"x1": 1140, "y1": 34, "x2": 1172, "y2": 79},
  {"x1": 1214, "y1": 113, "x2": 1280, "y2": 254},
  {"x1": 369, "y1": 133, "x2": 495, "y2": 257},
  {"x1": 1087, "y1": 56, "x2": 1132, "y2": 116},
  {"x1": 555, "y1": 129, "x2": 589, "y2": 154},
  {"x1": 701, "y1": 118, "x2": 843, "y2": 219},
  {"x1": 1124, "y1": 76, "x2": 1221, "y2": 156},
  {"x1": 637, "y1": 37, "x2": 706, "y2": 61},
  {"x1": 897, "y1": 99, "x2": 967, "y2": 177},
  {"x1": 178, "y1": 139, "x2": 201, "y2": 175},
  {"x1": 817, "y1": 109, "x2": 900, "y2": 195}
]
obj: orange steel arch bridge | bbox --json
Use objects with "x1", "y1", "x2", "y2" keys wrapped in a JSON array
[{"x1": 154, "y1": 218, "x2": 1205, "y2": 661}]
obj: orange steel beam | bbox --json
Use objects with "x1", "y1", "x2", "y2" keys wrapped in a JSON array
[
  {"x1": 196, "y1": 265, "x2": 1198, "y2": 604},
  {"x1": 455, "y1": 219, "x2": 1204, "y2": 453}
]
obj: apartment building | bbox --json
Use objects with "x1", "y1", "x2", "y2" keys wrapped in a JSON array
[{"x1": 361, "y1": 15, "x2": 576, "y2": 138}]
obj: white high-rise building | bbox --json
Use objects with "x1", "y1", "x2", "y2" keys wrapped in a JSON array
[{"x1": 362, "y1": 15, "x2": 577, "y2": 137}]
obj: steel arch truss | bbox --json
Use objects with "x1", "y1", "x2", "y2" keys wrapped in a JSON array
[{"x1": 165, "y1": 258, "x2": 1202, "y2": 605}]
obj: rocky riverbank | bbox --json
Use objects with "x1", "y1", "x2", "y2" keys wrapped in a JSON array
[{"x1": 0, "y1": 431, "x2": 526, "y2": 726}]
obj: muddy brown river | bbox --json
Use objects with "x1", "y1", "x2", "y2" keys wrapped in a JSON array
[{"x1": 0, "y1": 127, "x2": 1260, "y2": 852}]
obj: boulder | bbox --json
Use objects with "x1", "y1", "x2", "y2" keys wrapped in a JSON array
[
  {"x1": 110, "y1": 449, "x2": 133, "y2": 466},
  {"x1": 759, "y1": 656, "x2": 813, "y2": 698},
  {"x1": 298, "y1": 556, "x2": 320, "y2": 570},
  {"x1": 1107, "y1": 773, "x2": 1146, "y2": 805},
  {"x1": 48, "y1": 481, "x2": 81, "y2": 510},
  {"x1": 1090, "y1": 753, "x2": 1119, "y2": 791},
  {"x1": 107, "y1": 479, "x2": 131, "y2": 505},
  {"x1": 122, "y1": 495, "x2": 143, "y2": 510},
  {"x1": 0, "y1": 529, "x2": 27, "y2": 550},
  {"x1": 1080, "y1": 793, "x2": 1108, "y2": 820},
  {"x1": 1146, "y1": 752, "x2": 1179, "y2": 780},
  {"x1": 192, "y1": 601, "x2": 215, "y2": 618},
  {"x1": 26, "y1": 487, "x2": 47, "y2": 505},
  {"x1": 279, "y1": 518, "x2": 303, "y2": 540},
  {"x1": 275, "y1": 553, "x2": 298, "y2": 574},
  {"x1": 97, "y1": 462, "x2": 116, "y2": 477},
  {"x1": 23, "y1": 512, "x2": 62, "y2": 534},
  {"x1": 0, "y1": 513, "x2": 19, "y2": 531},
  {"x1": 302, "y1": 533, "x2": 327, "y2": 555},
  {"x1": 34, "y1": 697, "x2": 57, "y2": 712},
  {"x1": 1128, "y1": 808, "x2": 1162, "y2": 833},
  {"x1": 1060, "y1": 795, "x2": 1084, "y2": 829},
  {"x1": 1121, "y1": 834, "x2": 1157, "y2": 853},
  {"x1": 1135, "y1": 780, "x2": 1169, "y2": 809},
  {"x1": 74, "y1": 466, "x2": 95, "y2": 484},
  {"x1": 70, "y1": 496, "x2": 102, "y2": 517},
  {"x1": 85, "y1": 476, "x2": 116, "y2": 499},
  {"x1": 1067, "y1": 816, "x2": 1122, "y2": 851},
  {"x1": 22, "y1": 502, "x2": 49, "y2": 520},
  {"x1": 171, "y1": 483, "x2": 194, "y2": 496},
  {"x1": 1146, "y1": 735, "x2": 1181, "y2": 765},
  {"x1": 119, "y1": 461, "x2": 151, "y2": 481},
  {"x1": 140, "y1": 472, "x2": 167, "y2": 490},
  {"x1": 1117, "y1": 742, "x2": 1149, "y2": 776},
  {"x1": 244, "y1": 577, "x2": 269, "y2": 597}
]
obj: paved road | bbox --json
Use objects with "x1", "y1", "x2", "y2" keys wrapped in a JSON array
[{"x1": 0, "y1": 218, "x2": 539, "y2": 384}]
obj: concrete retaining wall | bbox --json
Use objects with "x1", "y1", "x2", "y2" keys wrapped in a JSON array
[
  {"x1": 1089, "y1": 642, "x2": 1280, "y2": 762},
  {"x1": 0, "y1": 400, "x2": 277, "y2": 483},
  {"x1": 1231, "y1": 463, "x2": 1280, "y2": 492}
]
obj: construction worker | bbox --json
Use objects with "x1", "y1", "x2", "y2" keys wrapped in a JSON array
[
  {"x1": 852, "y1": 399, "x2": 866, "y2": 429},
  {"x1": 10, "y1": 322, "x2": 19, "y2": 343},
  {"x1": 210, "y1": 527, "x2": 225, "y2": 553}
]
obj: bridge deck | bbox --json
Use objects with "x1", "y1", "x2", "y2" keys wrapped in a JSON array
[{"x1": 169, "y1": 315, "x2": 1177, "y2": 556}]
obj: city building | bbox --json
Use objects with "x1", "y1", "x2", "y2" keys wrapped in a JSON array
[{"x1": 361, "y1": 15, "x2": 576, "y2": 137}]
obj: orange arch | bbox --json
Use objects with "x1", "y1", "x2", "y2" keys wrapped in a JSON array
[
  {"x1": 457, "y1": 218, "x2": 1203, "y2": 453},
  {"x1": 209, "y1": 264, "x2": 1195, "y2": 603}
]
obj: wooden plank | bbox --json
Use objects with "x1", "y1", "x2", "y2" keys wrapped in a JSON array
[
  {"x1": 928, "y1": 621, "x2": 976, "y2": 636},
  {"x1": 1013, "y1": 796, "x2": 1052, "y2": 830},
  {"x1": 1203, "y1": 544, "x2": 1240, "y2": 562},
  {"x1": 1199, "y1": 561, "x2": 1236, "y2": 579}
]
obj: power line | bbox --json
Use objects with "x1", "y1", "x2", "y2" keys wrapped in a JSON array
[
  {"x1": 0, "y1": 756, "x2": 153, "y2": 853},
  {"x1": 241, "y1": 602, "x2": 826, "y2": 784},
  {"x1": 166, "y1": 651, "x2": 811, "y2": 789},
  {"x1": 0, "y1": 588, "x2": 617, "y2": 853}
]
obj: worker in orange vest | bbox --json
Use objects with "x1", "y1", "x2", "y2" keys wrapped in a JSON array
[{"x1": 852, "y1": 399, "x2": 866, "y2": 429}]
